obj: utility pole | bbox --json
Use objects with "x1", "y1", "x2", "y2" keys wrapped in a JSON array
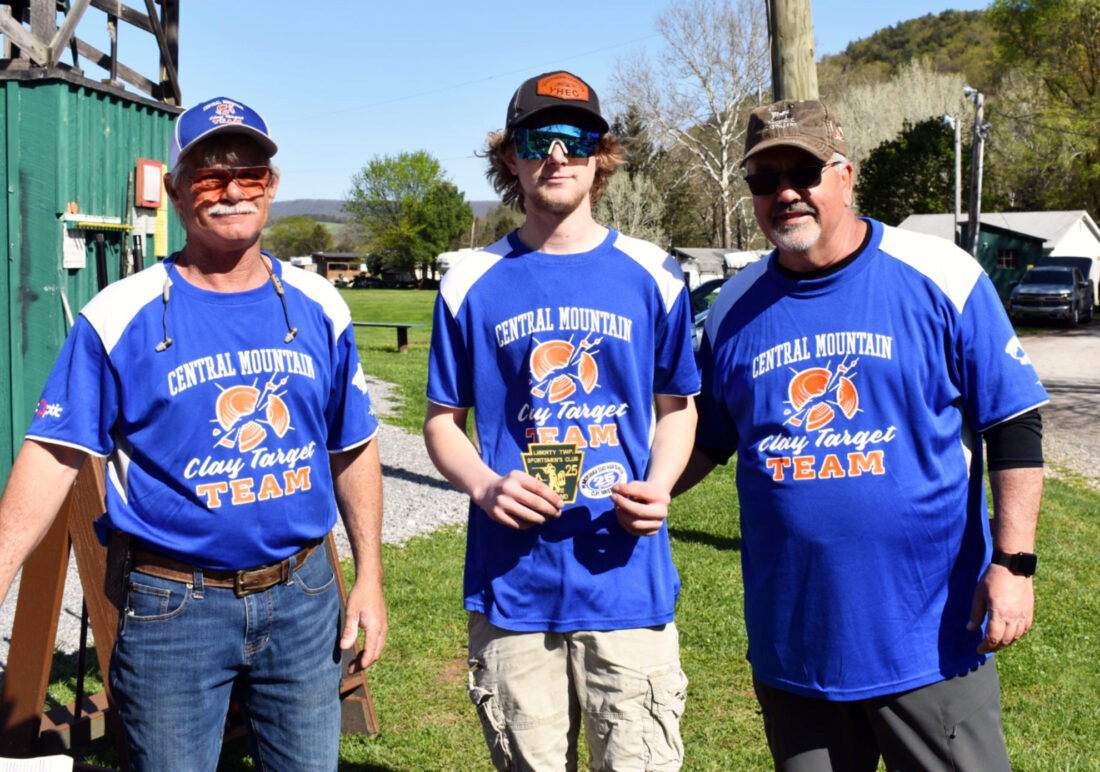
[
  {"x1": 767, "y1": 0, "x2": 818, "y2": 100},
  {"x1": 942, "y1": 114, "x2": 961, "y2": 247},
  {"x1": 963, "y1": 86, "x2": 988, "y2": 257}
]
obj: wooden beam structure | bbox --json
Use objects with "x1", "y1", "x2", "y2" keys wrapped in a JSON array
[
  {"x1": 0, "y1": 0, "x2": 181, "y2": 104},
  {"x1": 47, "y1": 0, "x2": 90, "y2": 66}
]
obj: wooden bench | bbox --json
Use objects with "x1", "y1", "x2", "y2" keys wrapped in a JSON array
[{"x1": 352, "y1": 322, "x2": 425, "y2": 354}]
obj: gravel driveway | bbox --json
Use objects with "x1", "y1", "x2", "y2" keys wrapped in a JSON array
[{"x1": 2, "y1": 327, "x2": 1097, "y2": 681}]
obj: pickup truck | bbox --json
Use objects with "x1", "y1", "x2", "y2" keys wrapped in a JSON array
[{"x1": 1008, "y1": 265, "x2": 1094, "y2": 326}]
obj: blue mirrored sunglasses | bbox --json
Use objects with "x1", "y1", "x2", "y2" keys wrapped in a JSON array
[{"x1": 514, "y1": 124, "x2": 601, "y2": 160}]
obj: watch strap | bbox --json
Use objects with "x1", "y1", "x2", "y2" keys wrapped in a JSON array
[{"x1": 991, "y1": 549, "x2": 1037, "y2": 577}]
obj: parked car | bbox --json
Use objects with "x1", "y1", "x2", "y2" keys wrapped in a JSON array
[
  {"x1": 1008, "y1": 265, "x2": 1094, "y2": 326},
  {"x1": 1037, "y1": 255, "x2": 1098, "y2": 307},
  {"x1": 690, "y1": 277, "x2": 727, "y2": 317},
  {"x1": 689, "y1": 277, "x2": 729, "y2": 351},
  {"x1": 350, "y1": 273, "x2": 382, "y2": 289}
]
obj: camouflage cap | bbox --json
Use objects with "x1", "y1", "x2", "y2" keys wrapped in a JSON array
[{"x1": 742, "y1": 99, "x2": 848, "y2": 165}]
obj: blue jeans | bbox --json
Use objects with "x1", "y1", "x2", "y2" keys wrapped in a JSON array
[{"x1": 109, "y1": 544, "x2": 343, "y2": 771}]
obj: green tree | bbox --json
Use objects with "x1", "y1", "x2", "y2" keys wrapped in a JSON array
[
  {"x1": 346, "y1": 151, "x2": 466, "y2": 277},
  {"x1": 819, "y1": 10, "x2": 994, "y2": 91},
  {"x1": 989, "y1": 0, "x2": 1100, "y2": 211},
  {"x1": 333, "y1": 221, "x2": 369, "y2": 254},
  {"x1": 611, "y1": 106, "x2": 660, "y2": 181},
  {"x1": 263, "y1": 215, "x2": 333, "y2": 259},
  {"x1": 855, "y1": 118, "x2": 961, "y2": 225},
  {"x1": 409, "y1": 182, "x2": 473, "y2": 280},
  {"x1": 472, "y1": 205, "x2": 523, "y2": 247}
]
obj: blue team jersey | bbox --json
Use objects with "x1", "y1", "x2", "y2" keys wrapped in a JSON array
[
  {"x1": 27, "y1": 253, "x2": 378, "y2": 569},
  {"x1": 427, "y1": 229, "x2": 700, "y2": 632},
  {"x1": 696, "y1": 219, "x2": 1049, "y2": 700}
]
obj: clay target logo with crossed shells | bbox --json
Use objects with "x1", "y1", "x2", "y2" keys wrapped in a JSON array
[
  {"x1": 529, "y1": 333, "x2": 601, "y2": 403},
  {"x1": 783, "y1": 357, "x2": 861, "y2": 432},
  {"x1": 211, "y1": 375, "x2": 293, "y2": 452}
]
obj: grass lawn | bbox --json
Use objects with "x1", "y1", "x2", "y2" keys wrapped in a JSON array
[
  {"x1": 46, "y1": 289, "x2": 1100, "y2": 769},
  {"x1": 341, "y1": 288, "x2": 436, "y2": 434}
]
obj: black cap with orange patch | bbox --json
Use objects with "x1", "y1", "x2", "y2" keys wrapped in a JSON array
[{"x1": 505, "y1": 71, "x2": 609, "y2": 134}]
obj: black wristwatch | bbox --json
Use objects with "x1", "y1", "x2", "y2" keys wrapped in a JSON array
[{"x1": 991, "y1": 550, "x2": 1037, "y2": 577}]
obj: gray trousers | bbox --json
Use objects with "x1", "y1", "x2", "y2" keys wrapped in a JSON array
[{"x1": 752, "y1": 658, "x2": 1011, "y2": 771}]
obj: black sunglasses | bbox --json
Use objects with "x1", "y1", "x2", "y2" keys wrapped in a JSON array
[{"x1": 744, "y1": 160, "x2": 843, "y2": 196}]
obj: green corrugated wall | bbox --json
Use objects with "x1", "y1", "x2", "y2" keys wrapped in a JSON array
[{"x1": 0, "y1": 76, "x2": 184, "y2": 486}]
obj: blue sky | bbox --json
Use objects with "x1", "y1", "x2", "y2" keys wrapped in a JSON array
[{"x1": 93, "y1": 1, "x2": 990, "y2": 203}]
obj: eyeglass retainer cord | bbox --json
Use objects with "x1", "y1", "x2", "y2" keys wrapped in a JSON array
[{"x1": 154, "y1": 254, "x2": 298, "y2": 352}]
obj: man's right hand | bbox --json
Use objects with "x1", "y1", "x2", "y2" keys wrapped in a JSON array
[{"x1": 474, "y1": 470, "x2": 563, "y2": 530}]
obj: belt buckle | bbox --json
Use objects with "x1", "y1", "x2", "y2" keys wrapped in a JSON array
[{"x1": 234, "y1": 569, "x2": 261, "y2": 597}]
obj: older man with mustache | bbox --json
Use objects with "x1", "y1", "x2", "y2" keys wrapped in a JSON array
[
  {"x1": 678, "y1": 99, "x2": 1048, "y2": 771},
  {"x1": 0, "y1": 97, "x2": 385, "y2": 770}
]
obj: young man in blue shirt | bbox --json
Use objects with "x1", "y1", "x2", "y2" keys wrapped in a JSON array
[{"x1": 425, "y1": 71, "x2": 700, "y2": 770}]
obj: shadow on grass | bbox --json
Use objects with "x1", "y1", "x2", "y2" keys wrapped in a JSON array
[
  {"x1": 45, "y1": 645, "x2": 105, "y2": 712},
  {"x1": 669, "y1": 527, "x2": 741, "y2": 552}
]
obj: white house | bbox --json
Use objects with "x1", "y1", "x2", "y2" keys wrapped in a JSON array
[
  {"x1": 899, "y1": 210, "x2": 1100, "y2": 303},
  {"x1": 672, "y1": 247, "x2": 768, "y2": 288}
]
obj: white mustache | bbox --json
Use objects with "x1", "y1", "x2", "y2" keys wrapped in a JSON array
[
  {"x1": 775, "y1": 202, "x2": 817, "y2": 217},
  {"x1": 207, "y1": 202, "x2": 259, "y2": 216}
]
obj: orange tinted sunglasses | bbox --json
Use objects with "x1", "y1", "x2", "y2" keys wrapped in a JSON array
[{"x1": 182, "y1": 166, "x2": 272, "y2": 198}]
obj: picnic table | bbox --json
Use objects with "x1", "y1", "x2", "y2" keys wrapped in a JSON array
[{"x1": 352, "y1": 321, "x2": 425, "y2": 354}]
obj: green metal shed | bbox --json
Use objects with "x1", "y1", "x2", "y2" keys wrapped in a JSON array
[
  {"x1": 0, "y1": 71, "x2": 183, "y2": 485},
  {"x1": 964, "y1": 221, "x2": 1047, "y2": 301}
]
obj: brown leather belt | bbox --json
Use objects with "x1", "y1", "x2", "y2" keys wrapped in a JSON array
[{"x1": 131, "y1": 539, "x2": 322, "y2": 597}]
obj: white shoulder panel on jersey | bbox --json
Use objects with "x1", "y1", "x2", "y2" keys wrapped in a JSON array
[
  {"x1": 704, "y1": 256, "x2": 770, "y2": 342},
  {"x1": 439, "y1": 238, "x2": 509, "y2": 317},
  {"x1": 80, "y1": 262, "x2": 170, "y2": 354},
  {"x1": 879, "y1": 225, "x2": 983, "y2": 314},
  {"x1": 612, "y1": 232, "x2": 687, "y2": 314},
  {"x1": 279, "y1": 259, "x2": 352, "y2": 335}
]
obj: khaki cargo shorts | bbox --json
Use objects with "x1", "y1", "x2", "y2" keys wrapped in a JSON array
[{"x1": 467, "y1": 612, "x2": 687, "y2": 771}]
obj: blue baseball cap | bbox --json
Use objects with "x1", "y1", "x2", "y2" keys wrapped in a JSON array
[{"x1": 169, "y1": 96, "x2": 278, "y2": 171}]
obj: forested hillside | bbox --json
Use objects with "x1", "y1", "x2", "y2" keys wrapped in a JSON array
[{"x1": 819, "y1": 10, "x2": 994, "y2": 91}]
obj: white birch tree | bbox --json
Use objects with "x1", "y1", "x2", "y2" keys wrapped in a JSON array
[{"x1": 611, "y1": 0, "x2": 770, "y2": 249}]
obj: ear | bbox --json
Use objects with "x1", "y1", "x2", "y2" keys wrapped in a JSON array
[
  {"x1": 163, "y1": 171, "x2": 184, "y2": 212},
  {"x1": 265, "y1": 169, "x2": 280, "y2": 201},
  {"x1": 503, "y1": 145, "x2": 520, "y2": 176},
  {"x1": 840, "y1": 161, "x2": 855, "y2": 208}
]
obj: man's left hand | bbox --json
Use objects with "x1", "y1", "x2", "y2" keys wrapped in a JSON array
[
  {"x1": 340, "y1": 578, "x2": 388, "y2": 673},
  {"x1": 967, "y1": 564, "x2": 1034, "y2": 654},
  {"x1": 611, "y1": 480, "x2": 671, "y2": 536}
]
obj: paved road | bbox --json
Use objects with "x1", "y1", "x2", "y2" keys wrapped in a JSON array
[{"x1": 1017, "y1": 320, "x2": 1100, "y2": 486}]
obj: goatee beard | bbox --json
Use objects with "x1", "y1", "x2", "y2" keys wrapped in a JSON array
[{"x1": 771, "y1": 204, "x2": 821, "y2": 252}]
